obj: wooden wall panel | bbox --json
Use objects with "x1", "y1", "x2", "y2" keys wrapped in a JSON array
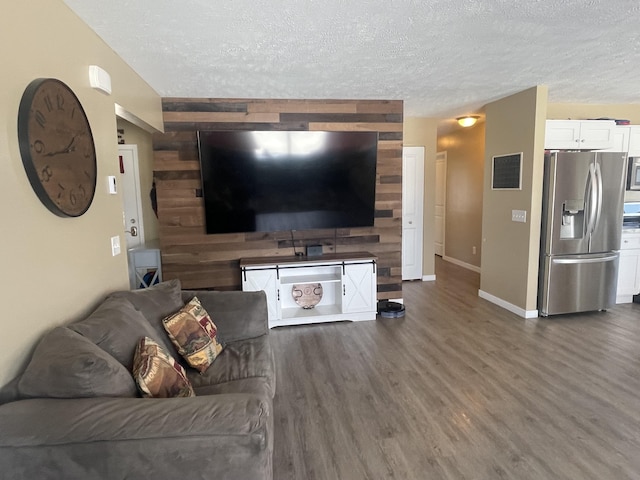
[{"x1": 153, "y1": 98, "x2": 403, "y2": 300}]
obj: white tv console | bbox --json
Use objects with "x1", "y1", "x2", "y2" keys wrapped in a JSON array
[{"x1": 240, "y1": 252, "x2": 378, "y2": 328}]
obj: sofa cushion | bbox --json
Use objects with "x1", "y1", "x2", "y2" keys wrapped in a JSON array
[
  {"x1": 187, "y1": 335, "x2": 275, "y2": 398},
  {"x1": 69, "y1": 296, "x2": 163, "y2": 371},
  {"x1": 162, "y1": 296, "x2": 224, "y2": 372},
  {"x1": 133, "y1": 337, "x2": 195, "y2": 398},
  {"x1": 193, "y1": 377, "x2": 273, "y2": 398},
  {"x1": 107, "y1": 279, "x2": 184, "y2": 359},
  {"x1": 18, "y1": 327, "x2": 138, "y2": 399}
]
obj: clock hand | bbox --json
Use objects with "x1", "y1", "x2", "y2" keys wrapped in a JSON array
[{"x1": 44, "y1": 136, "x2": 77, "y2": 157}]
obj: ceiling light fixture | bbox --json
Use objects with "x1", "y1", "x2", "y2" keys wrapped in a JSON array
[{"x1": 456, "y1": 115, "x2": 480, "y2": 127}]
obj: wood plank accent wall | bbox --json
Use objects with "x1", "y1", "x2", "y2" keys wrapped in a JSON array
[{"x1": 153, "y1": 98, "x2": 403, "y2": 300}]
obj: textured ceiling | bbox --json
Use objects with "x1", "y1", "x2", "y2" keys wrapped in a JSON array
[{"x1": 63, "y1": 0, "x2": 640, "y2": 122}]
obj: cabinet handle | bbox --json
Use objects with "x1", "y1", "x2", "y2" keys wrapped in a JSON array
[
  {"x1": 343, "y1": 285, "x2": 346, "y2": 296},
  {"x1": 277, "y1": 289, "x2": 280, "y2": 301},
  {"x1": 581, "y1": 139, "x2": 585, "y2": 143}
]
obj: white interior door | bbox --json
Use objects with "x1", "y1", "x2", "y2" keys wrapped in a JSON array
[
  {"x1": 402, "y1": 146, "x2": 424, "y2": 280},
  {"x1": 118, "y1": 144, "x2": 145, "y2": 250},
  {"x1": 435, "y1": 151, "x2": 447, "y2": 256}
]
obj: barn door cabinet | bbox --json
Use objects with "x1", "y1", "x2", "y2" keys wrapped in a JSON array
[{"x1": 241, "y1": 252, "x2": 377, "y2": 328}]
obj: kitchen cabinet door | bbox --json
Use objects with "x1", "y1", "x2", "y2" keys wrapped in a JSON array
[{"x1": 598, "y1": 126, "x2": 629, "y2": 153}]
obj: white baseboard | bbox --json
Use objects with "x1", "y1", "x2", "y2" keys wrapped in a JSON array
[
  {"x1": 442, "y1": 255, "x2": 481, "y2": 273},
  {"x1": 422, "y1": 274, "x2": 436, "y2": 282},
  {"x1": 478, "y1": 289, "x2": 539, "y2": 319}
]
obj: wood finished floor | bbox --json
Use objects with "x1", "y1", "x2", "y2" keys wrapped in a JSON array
[{"x1": 270, "y1": 257, "x2": 640, "y2": 480}]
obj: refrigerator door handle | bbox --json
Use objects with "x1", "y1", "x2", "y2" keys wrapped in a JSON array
[
  {"x1": 552, "y1": 255, "x2": 618, "y2": 265},
  {"x1": 593, "y1": 162, "x2": 603, "y2": 232},
  {"x1": 585, "y1": 163, "x2": 598, "y2": 247}
]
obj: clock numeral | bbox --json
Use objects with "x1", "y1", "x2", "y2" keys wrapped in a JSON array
[
  {"x1": 69, "y1": 185, "x2": 86, "y2": 207},
  {"x1": 40, "y1": 165, "x2": 53, "y2": 183},
  {"x1": 43, "y1": 95, "x2": 53, "y2": 113},
  {"x1": 56, "y1": 94, "x2": 65, "y2": 111},
  {"x1": 35, "y1": 110, "x2": 46, "y2": 129},
  {"x1": 32, "y1": 140, "x2": 45, "y2": 154}
]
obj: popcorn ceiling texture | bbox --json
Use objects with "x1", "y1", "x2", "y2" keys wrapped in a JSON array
[{"x1": 63, "y1": 0, "x2": 640, "y2": 117}]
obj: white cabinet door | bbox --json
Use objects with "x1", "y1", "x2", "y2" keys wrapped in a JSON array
[
  {"x1": 342, "y1": 263, "x2": 376, "y2": 313},
  {"x1": 545, "y1": 120, "x2": 581, "y2": 149},
  {"x1": 242, "y1": 269, "x2": 280, "y2": 321},
  {"x1": 579, "y1": 121, "x2": 615, "y2": 150},
  {"x1": 616, "y1": 242, "x2": 640, "y2": 303},
  {"x1": 598, "y1": 126, "x2": 629, "y2": 153}
]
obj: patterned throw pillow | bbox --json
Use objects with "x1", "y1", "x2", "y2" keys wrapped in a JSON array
[
  {"x1": 133, "y1": 337, "x2": 195, "y2": 398},
  {"x1": 162, "y1": 296, "x2": 224, "y2": 373}
]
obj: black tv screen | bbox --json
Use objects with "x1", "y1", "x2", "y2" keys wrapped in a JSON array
[{"x1": 197, "y1": 130, "x2": 378, "y2": 234}]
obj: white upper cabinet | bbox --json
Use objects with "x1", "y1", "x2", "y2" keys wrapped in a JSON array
[
  {"x1": 545, "y1": 120, "x2": 615, "y2": 150},
  {"x1": 627, "y1": 126, "x2": 640, "y2": 156},
  {"x1": 597, "y1": 125, "x2": 630, "y2": 153}
]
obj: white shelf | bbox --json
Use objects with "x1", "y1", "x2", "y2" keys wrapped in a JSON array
[
  {"x1": 281, "y1": 304, "x2": 341, "y2": 319},
  {"x1": 280, "y1": 273, "x2": 341, "y2": 285}
]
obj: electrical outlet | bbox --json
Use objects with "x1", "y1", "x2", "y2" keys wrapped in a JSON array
[
  {"x1": 111, "y1": 235, "x2": 121, "y2": 256},
  {"x1": 472, "y1": 246, "x2": 477, "y2": 255},
  {"x1": 512, "y1": 209, "x2": 527, "y2": 223}
]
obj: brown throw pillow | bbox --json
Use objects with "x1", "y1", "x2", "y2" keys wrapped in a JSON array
[
  {"x1": 162, "y1": 296, "x2": 224, "y2": 373},
  {"x1": 133, "y1": 337, "x2": 195, "y2": 398}
]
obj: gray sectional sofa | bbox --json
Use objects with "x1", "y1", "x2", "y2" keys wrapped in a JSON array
[{"x1": 0, "y1": 280, "x2": 275, "y2": 480}]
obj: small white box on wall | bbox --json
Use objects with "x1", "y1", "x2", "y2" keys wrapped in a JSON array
[{"x1": 89, "y1": 65, "x2": 112, "y2": 95}]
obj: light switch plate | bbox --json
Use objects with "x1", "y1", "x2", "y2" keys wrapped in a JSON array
[
  {"x1": 512, "y1": 209, "x2": 527, "y2": 223},
  {"x1": 107, "y1": 175, "x2": 117, "y2": 194},
  {"x1": 111, "y1": 235, "x2": 121, "y2": 256}
]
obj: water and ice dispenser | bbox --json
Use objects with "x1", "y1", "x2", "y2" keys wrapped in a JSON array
[{"x1": 560, "y1": 199, "x2": 584, "y2": 239}]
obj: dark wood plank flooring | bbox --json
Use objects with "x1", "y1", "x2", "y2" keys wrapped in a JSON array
[{"x1": 271, "y1": 257, "x2": 640, "y2": 480}]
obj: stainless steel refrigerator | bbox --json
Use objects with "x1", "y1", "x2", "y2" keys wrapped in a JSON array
[{"x1": 539, "y1": 151, "x2": 626, "y2": 316}]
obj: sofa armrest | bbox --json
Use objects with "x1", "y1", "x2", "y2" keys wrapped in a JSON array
[
  {"x1": 0, "y1": 394, "x2": 270, "y2": 447},
  {"x1": 182, "y1": 290, "x2": 268, "y2": 342}
]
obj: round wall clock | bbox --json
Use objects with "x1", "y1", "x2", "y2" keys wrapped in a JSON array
[{"x1": 17, "y1": 78, "x2": 97, "y2": 217}]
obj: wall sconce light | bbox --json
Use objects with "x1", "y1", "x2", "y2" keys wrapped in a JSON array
[{"x1": 456, "y1": 115, "x2": 480, "y2": 127}]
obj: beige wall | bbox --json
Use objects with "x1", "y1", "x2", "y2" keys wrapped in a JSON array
[
  {"x1": 437, "y1": 122, "x2": 485, "y2": 268},
  {"x1": 0, "y1": 1, "x2": 162, "y2": 386},
  {"x1": 404, "y1": 118, "x2": 439, "y2": 278},
  {"x1": 480, "y1": 86, "x2": 548, "y2": 313},
  {"x1": 116, "y1": 119, "x2": 159, "y2": 242}
]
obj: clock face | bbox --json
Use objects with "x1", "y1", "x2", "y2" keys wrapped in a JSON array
[{"x1": 18, "y1": 78, "x2": 97, "y2": 217}]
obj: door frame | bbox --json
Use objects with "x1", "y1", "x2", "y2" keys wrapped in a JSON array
[{"x1": 435, "y1": 151, "x2": 447, "y2": 257}]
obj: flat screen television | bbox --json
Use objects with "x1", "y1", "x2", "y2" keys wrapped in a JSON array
[{"x1": 197, "y1": 130, "x2": 378, "y2": 234}]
